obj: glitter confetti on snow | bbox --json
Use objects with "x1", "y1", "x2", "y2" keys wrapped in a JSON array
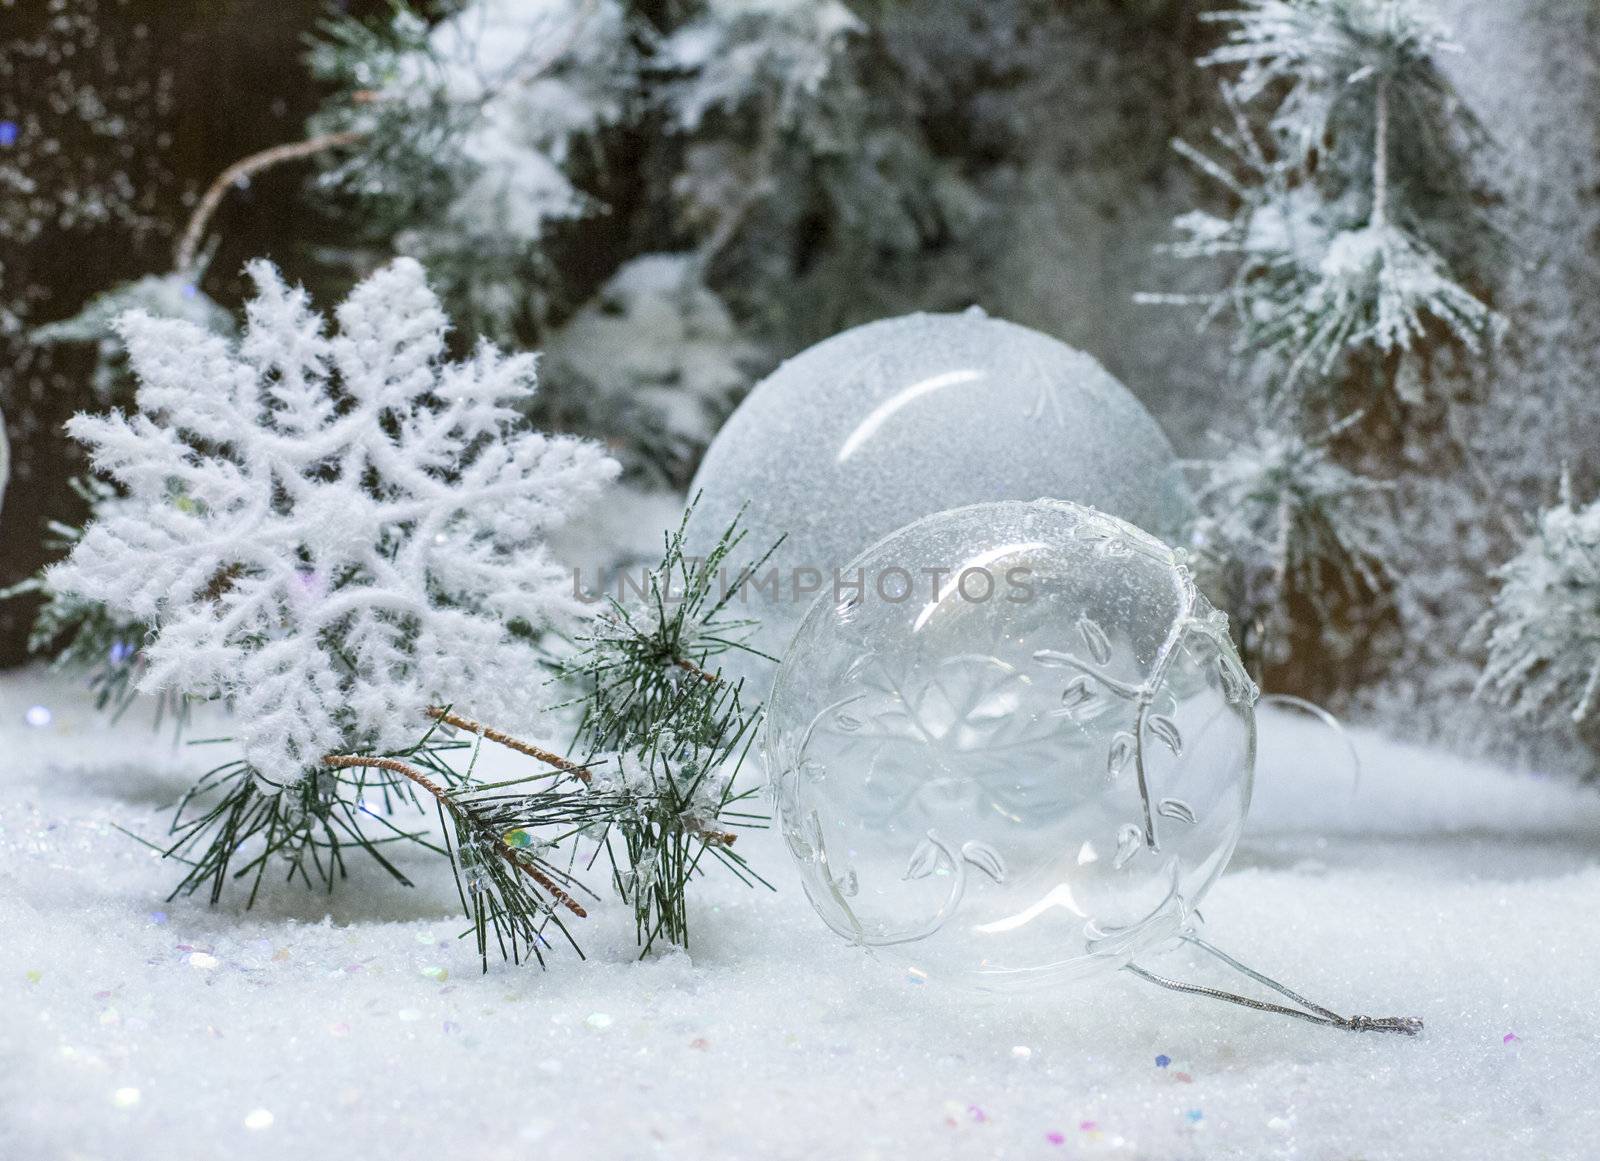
[{"x1": 2, "y1": 670, "x2": 1599, "y2": 1159}]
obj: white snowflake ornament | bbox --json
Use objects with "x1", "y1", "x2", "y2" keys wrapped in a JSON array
[{"x1": 50, "y1": 258, "x2": 618, "y2": 783}]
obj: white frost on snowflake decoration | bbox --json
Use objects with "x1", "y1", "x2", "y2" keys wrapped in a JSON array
[{"x1": 49, "y1": 258, "x2": 619, "y2": 784}]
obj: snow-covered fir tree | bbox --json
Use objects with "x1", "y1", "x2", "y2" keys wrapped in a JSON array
[
  {"x1": 657, "y1": 0, "x2": 865, "y2": 262},
  {"x1": 1188, "y1": 417, "x2": 1392, "y2": 672},
  {"x1": 1477, "y1": 481, "x2": 1600, "y2": 754},
  {"x1": 304, "y1": 0, "x2": 985, "y2": 476},
  {"x1": 665, "y1": 0, "x2": 983, "y2": 343},
  {"x1": 1150, "y1": 0, "x2": 1498, "y2": 407},
  {"x1": 660, "y1": 0, "x2": 861, "y2": 140},
  {"x1": 309, "y1": 0, "x2": 640, "y2": 336},
  {"x1": 1148, "y1": 0, "x2": 1500, "y2": 685},
  {"x1": 539, "y1": 254, "x2": 762, "y2": 486},
  {"x1": 32, "y1": 273, "x2": 234, "y2": 400}
]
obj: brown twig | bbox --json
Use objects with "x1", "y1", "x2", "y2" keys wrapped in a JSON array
[
  {"x1": 426, "y1": 706, "x2": 592, "y2": 782},
  {"x1": 174, "y1": 130, "x2": 366, "y2": 275},
  {"x1": 673, "y1": 656, "x2": 722, "y2": 686},
  {"x1": 685, "y1": 817, "x2": 738, "y2": 848},
  {"x1": 1370, "y1": 74, "x2": 1390, "y2": 232},
  {"x1": 323, "y1": 752, "x2": 587, "y2": 917},
  {"x1": 426, "y1": 706, "x2": 737, "y2": 845},
  {"x1": 170, "y1": 0, "x2": 600, "y2": 278},
  {"x1": 325, "y1": 753, "x2": 452, "y2": 801}
]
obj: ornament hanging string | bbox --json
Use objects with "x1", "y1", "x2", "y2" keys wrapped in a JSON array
[
  {"x1": 1127, "y1": 697, "x2": 1410, "y2": 1033},
  {"x1": 1126, "y1": 935, "x2": 1422, "y2": 1035},
  {"x1": 1260, "y1": 693, "x2": 1362, "y2": 797}
]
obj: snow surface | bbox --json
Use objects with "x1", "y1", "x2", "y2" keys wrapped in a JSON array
[{"x1": 3, "y1": 668, "x2": 1598, "y2": 1160}]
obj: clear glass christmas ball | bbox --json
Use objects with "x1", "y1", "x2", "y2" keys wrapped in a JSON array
[
  {"x1": 684, "y1": 310, "x2": 1195, "y2": 693},
  {"x1": 764, "y1": 500, "x2": 1256, "y2": 992}
]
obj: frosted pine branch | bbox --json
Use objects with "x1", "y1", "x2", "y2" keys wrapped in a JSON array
[
  {"x1": 1148, "y1": 1, "x2": 1497, "y2": 406},
  {"x1": 31, "y1": 273, "x2": 234, "y2": 400},
  {"x1": 1477, "y1": 482, "x2": 1600, "y2": 733},
  {"x1": 1202, "y1": 0, "x2": 1457, "y2": 159},
  {"x1": 580, "y1": 678, "x2": 770, "y2": 953},
  {"x1": 659, "y1": 0, "x2": 862, "y2": 134},
  {"x1": 1187, "y1": 419, "x2": 1393, "y2": 668},
  {"x1": 308, "y1": 0, "x2": 637, "y2": 333}
]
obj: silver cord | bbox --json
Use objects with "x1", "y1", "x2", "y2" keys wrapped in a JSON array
[
  {"x1": 1125, "y1": 936, "x2": 1423, "y2": 1035},
  {"x1": 1261, "y1": 693, "x2": 1363, "y2": 797}
]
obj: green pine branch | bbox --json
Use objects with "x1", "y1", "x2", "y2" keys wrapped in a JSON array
[
  {"x1": 105, "y1": 503, "x2": 783, "y2": 969},
  {"x1": 559, "y1": 498, "x2": 782, "y2": 951},
  {"x1": 562, "y1": 496, "x2": 782, "y2": 751}
]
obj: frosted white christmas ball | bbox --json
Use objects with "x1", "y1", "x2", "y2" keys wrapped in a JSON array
[
  {"x1": 685, "y1": 310, "x2": 1194, "y2": 688},
  {"x1": 764, "y1": 500, "x2": 1256, "y2": 992}
]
